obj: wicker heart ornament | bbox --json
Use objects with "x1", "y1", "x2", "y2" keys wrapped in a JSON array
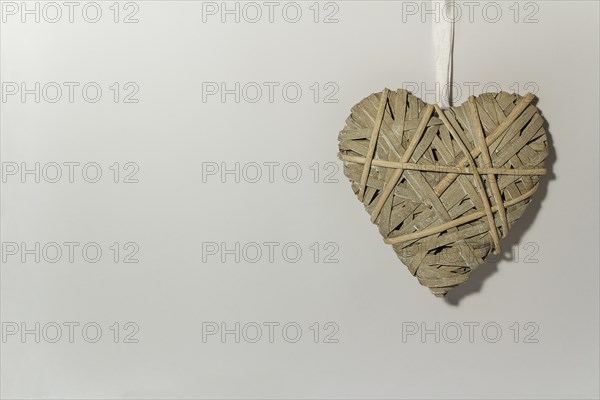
[{"x1": 338, "y1": 89, "x2": 548, "y2": 297}]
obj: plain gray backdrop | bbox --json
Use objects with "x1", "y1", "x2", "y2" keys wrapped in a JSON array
[{"x1": 1, "y1": 0, "x2": 599, "y2": 398}]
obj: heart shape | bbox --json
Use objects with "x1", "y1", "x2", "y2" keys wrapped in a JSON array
[{"x1": 338, "y1": 89, "x2": 548, "y2": 297}]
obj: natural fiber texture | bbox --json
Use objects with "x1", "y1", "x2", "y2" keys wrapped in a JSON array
[{"x1": 338, "y1": 89, "x2": 548, "y2": 297}]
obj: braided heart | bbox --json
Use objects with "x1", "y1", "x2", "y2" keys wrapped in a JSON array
[{"x1": 338, "y1": 89, "x2": 548, "y2": 297}]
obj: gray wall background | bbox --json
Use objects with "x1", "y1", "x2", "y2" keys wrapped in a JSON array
[{"x1": 1, "y1": 1, "x2": 598, "y2": 398}]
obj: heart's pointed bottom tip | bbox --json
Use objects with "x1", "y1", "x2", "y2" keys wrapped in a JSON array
[{"x1": 430, "y1": 287, "x2": 453, "y2": 298}]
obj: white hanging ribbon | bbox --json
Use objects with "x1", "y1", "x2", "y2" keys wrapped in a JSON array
[{"x1": 432, "y1": 0, "x2": 455, "y2": 109}]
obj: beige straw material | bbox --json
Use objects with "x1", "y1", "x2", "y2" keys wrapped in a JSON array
[{"x1": 338, "y1": 89, "x2": 548, "y2": 297}]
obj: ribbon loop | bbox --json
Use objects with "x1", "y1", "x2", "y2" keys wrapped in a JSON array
[{"x1": 432, "y1": 0, "x2": 455, "y2": 109}]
